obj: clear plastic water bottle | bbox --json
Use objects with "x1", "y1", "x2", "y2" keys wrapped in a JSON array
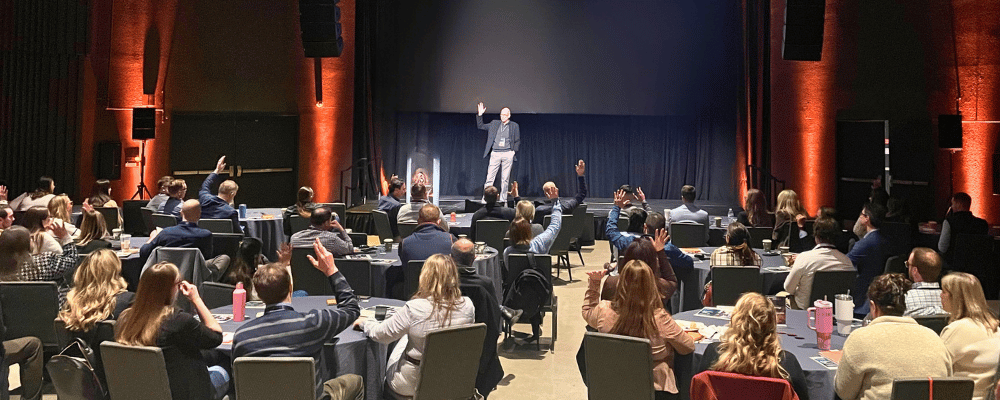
[{"x1": 727, "y1": 208, "x2": 735, "y2": 225}]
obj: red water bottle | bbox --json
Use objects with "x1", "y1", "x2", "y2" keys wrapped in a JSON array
[{"x1": 233, "y1": 282, "x2": 247, "y2": 322}]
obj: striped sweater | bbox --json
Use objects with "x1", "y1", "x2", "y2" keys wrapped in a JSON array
[{"x1": 232, "y1": 271, "x2": 360, "y2": 398}]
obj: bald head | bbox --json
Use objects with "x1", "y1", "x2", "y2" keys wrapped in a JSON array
[
  {"x1": 451, "y1": 238, "x2": 475, "y2": 267},
  {"x1": 542, "y1": 181, "x2": 558, "y2": 198},
  {"x1": 180, "y1": 199, "x2": 202, "y2": 222}
]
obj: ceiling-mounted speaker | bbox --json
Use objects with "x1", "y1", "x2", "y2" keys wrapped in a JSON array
[
  {"x1": 299, "y1": 0, "x2": 344, "y2": 57},
  {"x1": 782, "y1": 0, "x2": 825, "y2": 61}
]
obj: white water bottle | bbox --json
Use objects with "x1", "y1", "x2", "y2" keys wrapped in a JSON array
[
  {"x1": 727, "y1": 208, "x2": 735, "y2": 225},
  {"x1": 233, "y1": 282, "x2": 247, "y2": 322}
]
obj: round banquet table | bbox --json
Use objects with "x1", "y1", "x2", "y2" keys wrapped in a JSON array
[
  {"x1": 212, "y1": 296, "x2": 405, "y2": 400},
  {"x1": 447, "y1": 212, "x2": 474, "y2": 237},
  {"x1": 342, "y1": 245, "x2": 502, "y2": 300},
  {"x1": 672, "y1": 308, "x2": 847, "y2": 400},
  {"x1": 673, "y1": 247, "x2": 791, "y2": 314},
  {"x1": 240, "y1": 208, "x2": 286, "y2": 260}
]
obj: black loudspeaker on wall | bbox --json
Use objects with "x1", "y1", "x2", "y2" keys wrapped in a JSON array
[
  {"x1": 95, "y1": 141, "x2": 122, "y2": 180},
  {"x1": 782, "y1": 0, "x2": 825, "y2": 61},
  {"x1": 132, "y1": 108, "x2": 156, "y2": 140},
  {"x1": 299, "y1": 0, "x2": 344, "y2": 57},
  {"x1": 939, "y1": 114, "x2": 963, "y2": 149}
]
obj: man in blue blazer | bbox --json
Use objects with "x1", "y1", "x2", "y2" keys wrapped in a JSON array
[
  {"x1": 847, "y1": 201, "x2": 889, "y2": 317},
  {"x1": 476, "y1": 102, "x2": 520, "y2": 203}
]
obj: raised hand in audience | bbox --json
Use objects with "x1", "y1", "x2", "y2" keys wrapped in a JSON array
[
  {"x1": 276, "y1": 243, "x2": 292, "y2": 266},
  {"x1": 477, "y1": 102, "x2": 486, "y2": 116},
  {"x1": 636, "y1": 186, "x2": 646, "y2": 203},
  {"x1": 0, "y1": 185, "x2": 6, "y2": 201},
  {"x1": 214, "y1": 155, "x2": 227, "y2": 174},
  {"x1": 546, "y1": 186, "x2": 559, "y2": 200},
  {"x1": 613, "y1": 189, "x2": 628, "y2": 208},
  {"x1": 81, "y1": 198, "x2": 94, "y2": 212},
  {"x1": 307, "y1": 238, "x2": 339, "y2": 276},
  {"x1": 575, "y1": 160, "x2": 586, "y2": 176},
  {"x1": 47, "y1": 219, "x2": 69, "y2": 240},
  {"x1": 586, "y1": 268, "x2": 608, "y2": 282},
  {"x1": 652, "y1": 228, "x2": 669, "y2": 252},
  {"x1": 508, "y1": 181, "x2": 519, "y2": 199}
]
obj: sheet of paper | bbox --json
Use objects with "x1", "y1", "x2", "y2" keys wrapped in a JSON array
[{"x1": 810, "y1": 356, "x2": 839, "y2": 369}]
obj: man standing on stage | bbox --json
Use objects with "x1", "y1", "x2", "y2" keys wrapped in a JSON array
[{"x1": 476, "y1": 102, "x2": 520, "y2": 203}]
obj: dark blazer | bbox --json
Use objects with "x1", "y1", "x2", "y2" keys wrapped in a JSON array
[
  {"x1": 156, "y1": 310, "x2": 223, "y2": 400},
  {"x1": 458, "y1": 267, "x2": 504, "y2": 397},
  {"x1": 398, "y1": 223, "x2": 454, "y2": 266},
  {"x1": 533, "y1": 175, "x2": 588, "y2": 225},
  {"x1": 199, "y1": 172, "x2": 242, "y2": 234},
  {"x1": 476, "y1": 114, "x2": 520, "y2": 158},
  {"x1": 847, "y1": 229, "x2": 889, "y2": 314},
  {"x1": 470, "y1": 203, "x2": 518, "y2": 238},
  {"x1": 139, "y1": 222, "x2": 214, "y2": 266}
]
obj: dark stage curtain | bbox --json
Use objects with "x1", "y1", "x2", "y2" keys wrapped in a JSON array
[
  {"x1": 0, "y1": 0, "x2": 87, "y2": 196},
  {"x1": 382, "y1": 112, "x2": 738, "y2": 202}
]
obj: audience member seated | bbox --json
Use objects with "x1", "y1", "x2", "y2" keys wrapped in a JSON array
[
  {"x1": 606, "y1": 188, "x2": 648, "y2": 251},
  {"x1": 783, "y1": 217, "x2": 854, "y2": 309},
  {"x1": 615, "y1": 184, "x2": 645, "y2": 218},
  {"x1": 607, "y1": 196, "x2": 694, "y2": 283},
  {"x1": 470, "y1": 185, "x2": 519, "y2": 238},
  {"x1": 199, "y1": 156, "x2": 242, "y2": 234},
  {"x1": 158, "y1": 178, "x2": 186, "y2": 220},
  {"x1": 0, "y1": 224, "x2": 77, "y2": 304},
  {"x1": 835, "y1": 273, "x2": 952, "y2": 400},
  {"x1": 532, "y1": 160, "x2": 587, "y2": 224},
  {"x1": 233, "y1": 240, "x2": 363, "y2": 400},
  {"x1": 115, "y1": 261, "x2": 230, "y2": 400},
  {"x1": 76, "y1": 208, "x2": 112, "y2": 254},
  {"x1": 583, "y1": 261, "x2": 695, "y2": 398},
  {"x1": 0, "y1": 235, "x2": 44, "y2": 400},
  {"x1": 600, "y1": 237, "x2": 678, "y2": 308},
  {"x1": 737, "y1": 188, "x2": 775, "y2": 228},
  {"x1": 23, "y1": 206, "x2": 67, "y2": 254},
  {"x1": 668, "y1": 184, "x2": 710, "y2": 243},
  {"x1": 222, "y1": 238, "x2": 283, "y2": 300},
  {"x1": 282, "y1": 186, "x2": 317, "y2": 237},
  {"x1": 903, "y1": 247, "x2": 947, "y2": 316},
  {"x1": 772, "y1": 189, "x2": 810, "y2": 252},
  {"x1": 377, "y1": 176, "x2": 406, "y2": 237},
  {"x1": 939, "y1": 192, "x2": 988, "y2": 262},
  {"x1": 817, "y1": 207, "x2": 850, "y2": 253},
  {"x1": 939, "y1": 272, "x2": 1000, "y2": 400},
  {"x1": 503, "y1": 198, "x2": 563, "y2": 267},
  {"x1": 289, "y1": 207, "x2": 352, "y2": 257},
  {"x1": 397, "y1": 183, "x2": 449, "y2": 231},
  {"x1": 360, "y1": 254, "x2": 475, "y2": 399},
  {"x1": 885, "y1": 196, "x2": 911, "y2": 224},
  {"x1": 8, "y1": 176, "x2": 55, "y2": 212},
  {"x1": 88, "y1": 179, "x2": 123, "y2": 226},
  {"x1": 698, "y1": 293, "x2": 809, "y2": 400},
  {"x1": 59, "y1": 248, "x2": 134, "y2": 386},
  {"x1": 710, "y1": 222, "x2": 762, "y2": 268},
  {"x1": 0, "y1": 206, "x2": 13, "y2": 234},
  {"x1": 47, "y1": 194, "x2": 79, "y2": 238},
  {"x1": 511, "y1": 200, "x2": 543, "y2": 238},
  {"x1": 451, "y1": 239, "x2": 503, "y2": 397},
  {"x1": 847, "y1": 201, "x2": 889, "y2": 316},
  {"x1": 387, "y1": 204, "x2": 454, "y2": 299},
  {"x1": 145, "y1": 175, "x2": 174, "y2": 212},
  {"x1": 139, "y1": 200, "x2": 230, "y2": 275}
]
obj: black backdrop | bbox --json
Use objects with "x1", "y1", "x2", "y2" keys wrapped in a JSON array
[{"x1": 356, "y1": 0, "x2": 743, "y2": 202}]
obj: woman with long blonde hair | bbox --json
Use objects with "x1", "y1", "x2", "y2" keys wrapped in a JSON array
[
  {"x1": 76, "y1": 209, "x2": 111, "y2": 254},
  {"x1": 940, "y1": 272, "x2": 1000, "y2": 400},
  {"x1": 60, "y1": 249, "x2": 133, "y2": 332},
  {"x1": 115, "y1": 262, "x2": 228, "y2": 400},
  {"x1": 773, "y1": 189, "x2": 810, "y2": 251},
  {"x1": 584, "y1": 260, "x2": 694, "y2": 398},
  {"x1": 361, "y1": 254, "x2": 474, "y2": 397},
  {"x1": 47, "y1": 194, "x2": 80, "y2": 238},
  {"x1": 699, "y1": 292, "x2": 809, "y2": 399}
]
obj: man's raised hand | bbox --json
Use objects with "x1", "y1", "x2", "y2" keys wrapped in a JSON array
[
  {"x1": 613, "y1": 189, "x2": 628, "y2": 208},
  {"x1": 215, "y1": 156, "x2": 227, "y2": 174},
  {"x1": 575, "y1": 160, "x2": 586, "y2": 176},
  {"x1": 477, "y1": 102, "x2": 486, "y2": 116}
]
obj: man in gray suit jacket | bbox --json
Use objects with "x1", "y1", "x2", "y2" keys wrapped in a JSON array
[{"x1": 476, "y1": 102, "x2": 520, "y2": 202}]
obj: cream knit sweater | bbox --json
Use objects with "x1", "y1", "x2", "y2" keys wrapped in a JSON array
[
  {"x1": 836, "y1": 315, "x2": 953, "y2": 400},
  {"x1": 940, "y1": 318, "x2": 1000, "y2": 400}
]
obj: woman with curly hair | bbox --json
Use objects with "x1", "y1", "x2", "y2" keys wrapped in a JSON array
[
  {"x1": 60, "y1": 249, "x2": 134, "y2": 332},
  {"x1": 584, "y1": 260, "x2": 694, "y2": 399},
  {"x1": 698, "y1": 292, "x2": 809, "y2": 399},
  {"x1": 360, "y1": 254, "x2": 474, "y2": 398},
  {"x1": 940, "y1": 272, "x2": 1000, "y2": 400},
  {"x1": 836, "y1": 273, "x2": 951, "y2": 400}
]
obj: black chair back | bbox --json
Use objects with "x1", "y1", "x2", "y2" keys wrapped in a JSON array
[
  {"x1": 151, "y1": 213, "x2": 177, "y2": 229},
  {"x1": 670, "y1": 222, "x2": 707, "y2": 248},
  {"x1": 211, "y1": 232, "x2": 243, "y2": 259},
  {"x1": 290, "y1": 247, "x2": 334, "y2": 295},
  {"x1": 809, "y1": 270, "x2": 857, "y2": 305},
  {"x1": 464, "y1": 199, "x2": 485, "y2": 213},
  {"x1": 140, "y1": 207, "x2": 155, "y2": 236},
  {"x1": 199, "y1": 218, "x2": 234, "y2": 234},
  {"x1": 336, "y1": 258, "x2": 373, "y2": 296},
  {"x1": 317, "y1": 203, "x2": 347, "y2": 223},
  {"x1": 122, "y1": 200, "x2": 149, "y2": 236},
  {"x1": 712, "y1": 266, "x2": 762, "y2": 306},
  {"x1": 952, "y1": 233, "x2": 997, "y2": 300},
  {"x1": 200, "y1": 282, "x2": 236, "y2": 309},
  {"x1": 475, "y1": 220, "x2": 509, "y2": 255},
  {"x1": 584, "y1": 332, "x2": 655, "y2": 400},
  {"x1": 371, "y1": 210, "x2": 394, "y2": 242},
  {"x1": 747, "y1": 227, "x2": 774, "y2": 249},
  {"x1": 890, "y1": 377, "x2": 974, "y2": 400},
  {"x1": 0, "y1": 282, "x2": 60, "y2": 349},
  {"x1": 348, "y1": 232, "x2": 367, "y2": 247},
  {"x1": 94, "y1": 206, "x2": 120, "y2": 231},
  {"x1": 404, "y1": 260, "x2": 424, "y2": 299},
  {"x1": 398, "y1": 222, "x2": 418, "y2": 239},
  {"x1": 883, "y1": 255, "x2": 907, "y2": 275},
  {"x1": 288, "y1": 215, "x2": 311, "y2": 235},
  {"x1": 504, "y1": 254, "x2": 553, "y2": 298},
  {"x1": 913, "y1": 314, "x2": 951, "y2": 335}
]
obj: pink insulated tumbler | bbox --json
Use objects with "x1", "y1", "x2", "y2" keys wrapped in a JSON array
[
  {"x1": 233, "y1": 282, "x2": 247, "y2": 322},
  {"x1": 807, "y1": 299, "x2": 833, "y2": 350}
]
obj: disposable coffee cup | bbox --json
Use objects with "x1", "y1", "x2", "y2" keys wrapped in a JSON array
[
  {"x1": 762, "y1": 239, "x2": 772, "y2": 251},
  {"x1": 714, "y1": 217, "x2": 723, "y2": 228},
  {"x1": 475, "y1": 241, "x2": 487, "y2": 254},
  {"x1": 778, "y1": 246, "x2": 790, "y2": 254},
  {"x1": 112, "y1": 228, "x2": 122, "y2": 240},
  {"x1": 383, "y1": 239, "x2": 393, "y2": 252}
]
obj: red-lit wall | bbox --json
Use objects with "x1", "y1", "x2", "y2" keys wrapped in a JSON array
[
  {"x1": 79, "y1": 0, "x2": 354, "y2": 204},
  {"x1": 770, "y1": 0, "x2": 1000, "y2": 223}
]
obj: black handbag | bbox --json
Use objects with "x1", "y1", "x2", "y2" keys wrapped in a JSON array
[{"x1": 45, "y1": 338, "x2": 107, "y2": 400}]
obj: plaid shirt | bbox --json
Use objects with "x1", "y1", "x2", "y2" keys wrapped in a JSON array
[
  {"x1": 14, "y1": 242, "x2": 78, "y2": 305},
  {"x1": 904, "y1": 282, "x2": 948, "y2": 316},
  {"x1": 710, "y1": 245, "x2": 762, "y2": 267}
]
